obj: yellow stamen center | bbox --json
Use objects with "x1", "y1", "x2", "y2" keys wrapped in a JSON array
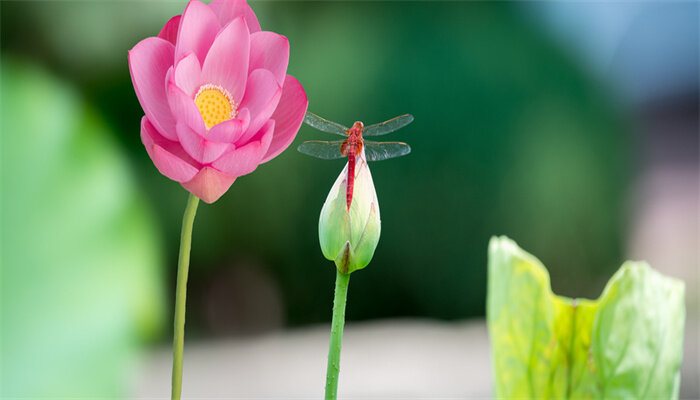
[{"x1": 194, "y1": 84, "x2": 238, "y2": 130}]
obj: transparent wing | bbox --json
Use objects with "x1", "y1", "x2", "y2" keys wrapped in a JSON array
[
  {"x1": 297, "y1": 140, "x2": 346, "y2": 160},
  {"x1": 363, "y1": 140, "x2": 411, "y2": 161},
  {"x1": 363, "y1": 114, "x2": 414, "y2": 136},
  {"x1": 303, "y1": 112, "x2": 349, "y2": 136}
]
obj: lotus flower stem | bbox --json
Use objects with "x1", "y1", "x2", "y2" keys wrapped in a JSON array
[
  {"x1": 325, "y1": 269, "x2": 351, "y2": 399},
  {"x1": 171, "y1": 193, "x2": 199, "y2": 400}
]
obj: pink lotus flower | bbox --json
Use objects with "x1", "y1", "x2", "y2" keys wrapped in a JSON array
[{"x1": 129, "y1": 0, "x2": 308, "y2": 203}]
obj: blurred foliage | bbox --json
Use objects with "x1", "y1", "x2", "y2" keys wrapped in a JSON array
[
  {"x1": 488, "y1": 237, "x2": 685, "y2": 399},
  {"x1": 0, "y1": 59, "x2": 165, "y2": 397},
  {"x1": 1, "y1": 1, "x2": 631, "y2": 333}
]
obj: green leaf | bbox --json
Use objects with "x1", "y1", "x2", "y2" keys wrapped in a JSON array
[
  {"x1": 487, "y1": 236, "x2": 685, "y2": 399},
  {"x1": 1, "y1": 59, "x2": 165, "y2": 397}
]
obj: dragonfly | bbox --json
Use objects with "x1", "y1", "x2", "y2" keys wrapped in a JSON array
[{"x1": 298, "y1": 112, "x2": 413, "y2": 210}]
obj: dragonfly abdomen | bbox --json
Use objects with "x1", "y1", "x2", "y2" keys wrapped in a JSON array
[
  {"x1": 346, "y1": 153, "x2": 354, "y2": 210},
  {"x1": 345, "y1": 137, "x2": 363, "y2": 210}
]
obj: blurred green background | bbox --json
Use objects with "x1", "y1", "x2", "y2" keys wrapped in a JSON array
[{"x1": 2, "y1": 1, "x2": 697, "y2": 398}]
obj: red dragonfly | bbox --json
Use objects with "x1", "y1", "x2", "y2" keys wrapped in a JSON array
[{"x1": 298, "y1": 112, "x2": 413, "y2": 209}]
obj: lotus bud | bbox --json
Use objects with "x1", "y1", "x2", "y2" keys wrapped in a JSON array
[{"x1": 319, "y1": 152, "x2": 381, "y2": 274}]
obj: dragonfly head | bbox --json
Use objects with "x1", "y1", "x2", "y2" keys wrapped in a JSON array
[{"x1": 352, "y1": 121, "x2": 365, "y2": 130}]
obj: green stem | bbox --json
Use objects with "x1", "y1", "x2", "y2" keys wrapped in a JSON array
[
  {"x1": 171, "y1": 193, "x2": 199, "y2": 400},
  {"x1": 325, "y1": 270, "x2": 351, "y2": 400}
]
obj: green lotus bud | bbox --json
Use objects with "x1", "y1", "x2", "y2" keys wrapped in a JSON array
[{"x1": 319, "y1": 153, "x2": 381, "y2": 274}]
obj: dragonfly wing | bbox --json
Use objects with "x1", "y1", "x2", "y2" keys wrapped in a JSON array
[
  {"x1": 363, "y1": 114, "x2": 414, "y2": 136},
  {"x1": 304, "y1": 112, "x2": 349, "y2": 136},
  {"x1": 363, "y1": 141, "x2": 411, "y2": 161},
  {"x1": 297, "y1": 140, "x2": 346, "y2": 160}
]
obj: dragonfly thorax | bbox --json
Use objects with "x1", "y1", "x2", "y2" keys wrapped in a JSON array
[{"x1": 340, "y1": 137, "x2": 363, "y2": 157}]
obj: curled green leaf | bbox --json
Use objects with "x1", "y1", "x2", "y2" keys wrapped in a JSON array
[{"x1": 487, "y1": 236, "x2": 685, "y2": 399}]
